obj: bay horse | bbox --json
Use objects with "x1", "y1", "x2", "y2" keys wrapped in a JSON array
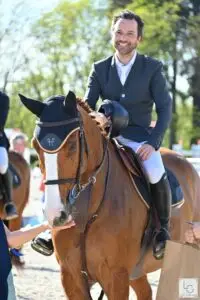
[
  {"x1": 0, "y1": 151, "x2": 30, "y2": 265},
  {"x1": 19, "y1": 91, "x2": 200, "y2": 300}
]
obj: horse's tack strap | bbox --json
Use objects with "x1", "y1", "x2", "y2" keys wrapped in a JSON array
[
  {"x1": 36, "y1": 118, "x2": 79, "y2": 127},
  {"x1": 73, "y1": 182, "x2": 93, "y2": 231},
  {"x1": 111, "y1": 139, "x2": 150, "y2": 209},
  {"x1": 79, "y1": 150, "x2": 110, "y2": 300},
  {"x1": 112, "y1": 139, "x2": 141, "y2": 176},
  {"x1": 117, "y1": 147, "x2": 141, "y2": 176}
]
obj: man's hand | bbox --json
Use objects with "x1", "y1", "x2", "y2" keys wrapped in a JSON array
[
  {"x1": 136, "y1": 143, "x2": 155, "y2": 161},
  {"x1": 185, "y1": 222, "x2": 200, "y2": 244},
  {"x1": 89, "y1": 112, "x2": 111, "y2": 129}
]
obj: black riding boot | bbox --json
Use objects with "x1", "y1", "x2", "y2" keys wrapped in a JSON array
[
  {"x1": 1, "y1": 169, "x2": 18, "y2": 220},
  {"x1": 151, "y1": 172, "x2": 171, "y2": 260},
  {"x1": 31, "y1": 230, "x2": 54, "y2": 256}
]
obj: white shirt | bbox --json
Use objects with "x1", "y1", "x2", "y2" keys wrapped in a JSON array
[{"x1": 115, "y1": 51, "x2": 137, "y2": 86}]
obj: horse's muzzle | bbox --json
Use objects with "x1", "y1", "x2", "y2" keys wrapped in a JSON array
[{"x1": 53, "y1": 210, "x2": 68, "y2": 227}]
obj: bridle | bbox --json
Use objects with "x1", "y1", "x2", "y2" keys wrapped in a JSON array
[
  {"x1": 36, "y1": 110, "x2": 110, "y2": 204},
  {"x1": 36, "y1": 109, "x2": 110, "y2": 300}
]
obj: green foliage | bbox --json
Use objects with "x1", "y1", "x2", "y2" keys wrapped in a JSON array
[
  {"x1": 8, "y1": 0, "x2": 112, "y2": 139},
  {"x1": 6, "y1": 92, "x2": 37, "y2": 144},
  {"x1": 28, "y1": 0, "x2": 111, "y2": 97},
  {"x1": 176, "y1": 100, "x2": 193, "y2": 148},
  {"x1": 129, "y1": 1, "x2": 180, "y2": 57},
  {"x1": 6, "y1": 0, "x2": 200, "y2": 146}
]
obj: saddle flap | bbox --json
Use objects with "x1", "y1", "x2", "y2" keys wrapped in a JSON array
[{"x1": 112, "y1": 139, "x2": 141, "y2": 177}]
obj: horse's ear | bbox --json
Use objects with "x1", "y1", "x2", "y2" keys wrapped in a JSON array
[
  {"x1": 18, "y1": 94, "x2": 46, "y2": 117},
  {"x1": 64, "y1": 91, "x2": 77, "y2": 117}
]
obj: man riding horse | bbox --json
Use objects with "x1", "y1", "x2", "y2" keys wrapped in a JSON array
[
  {"x1": 84, "y1": 10, "x2": 172, "y2": 259},
  {"x1": 31, "y1": 10, "x2": 172, "y2": 260},
  {"x1": 0, "y1": 91, "x2": 18, "y2": 220}
]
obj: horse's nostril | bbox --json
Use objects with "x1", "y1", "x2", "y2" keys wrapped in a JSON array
[
  {"x1": 53, "y1": 211, "x2": 67, "y2": 227},
  {"x1": 60, "y1": 210, "x2": 67, "y2": 222}
]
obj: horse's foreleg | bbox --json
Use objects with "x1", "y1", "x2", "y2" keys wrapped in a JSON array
[
  {"x1": 100, "y1": 268, "x2": 129, "y2": 300},
  {"x1": 130, "y1": 275, "x2": 152, "y2": 300},
  {"x1": 61, "y1": 267, "x2": 92, "y2": 300}
]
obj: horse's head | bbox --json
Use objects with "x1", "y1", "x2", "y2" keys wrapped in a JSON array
[{"x1": 19, "y1": 91, "x2": 105, "y2": 228}]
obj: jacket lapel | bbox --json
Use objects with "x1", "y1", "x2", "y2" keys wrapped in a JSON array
[
  {"x1": 123, "y1": 53, "x2": 142, "y2": 88},
  {"x1": 110, "y1": 56, "x2": 122, "y2": 87},
  {"x1": 103, "y1": 56, "x2": 123, "y2": 100}
]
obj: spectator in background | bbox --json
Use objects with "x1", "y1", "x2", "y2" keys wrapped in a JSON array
[{"x1": 9, "y1": 132, "x2": 30, "y2": 164}]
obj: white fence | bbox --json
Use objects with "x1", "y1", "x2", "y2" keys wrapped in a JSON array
[
  {"x1": 172, "y1": 144, "x2": 200, "y2": 158},
  {"x1": 172, "y1": 144, "x2": 200, "y2": 174},
  {"x1": 187, "y1": 157, "x2": 200, "y2": 175}
]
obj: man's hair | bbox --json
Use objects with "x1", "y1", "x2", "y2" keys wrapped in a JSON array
[
  {"x1": 111, "y1": 10, "x2": 144, "y2": 38},
  {"x1": 10, "y1": 132, "x2": 27, "y2": 144}
]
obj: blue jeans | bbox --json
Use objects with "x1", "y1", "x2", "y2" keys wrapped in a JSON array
[{"x1": 7, "y1": 271, "x2": 16, "y2": 300}]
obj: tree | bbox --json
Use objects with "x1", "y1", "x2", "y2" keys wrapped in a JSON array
[
  {"x1": 0, "y1": 0, "x2": 31, "y2": 92},
  {"x1": 8, "y1": 0, "x2": 112, "y2": 138},
  {"x1": 179, "y1": 0, "x2": 200, "y2": 143}
]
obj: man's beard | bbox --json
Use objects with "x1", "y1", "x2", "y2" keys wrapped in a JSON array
[{"x1": 115, "y1": 41, "x2": 137, "y2": 55}]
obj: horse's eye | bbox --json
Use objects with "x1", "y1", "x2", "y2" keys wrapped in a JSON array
[{"x1": 68, "y1": 141, "x2": 77, "y2": 154}]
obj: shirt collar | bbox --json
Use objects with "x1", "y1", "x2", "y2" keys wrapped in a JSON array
[{"x1": 115, "y1": 51, "x2": 137, "y2": 68}]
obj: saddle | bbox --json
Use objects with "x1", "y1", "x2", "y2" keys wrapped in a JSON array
[
  {"x1": 0, "y1": 164, "x2": 21, "y2": 200},
  {"x1": 112, "y1": 139, "x2": 184, "y2": 209},
  {"x1": 8, "y1": 163, "x2": 21, "y2": 188}
]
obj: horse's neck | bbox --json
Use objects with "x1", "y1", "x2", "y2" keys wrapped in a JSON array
[{"x1": 83, "y1": 117, "x2": 104, "y2": 172}]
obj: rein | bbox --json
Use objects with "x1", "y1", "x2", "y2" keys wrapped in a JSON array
[{"x1": 80, "y1": 148, "x2": 110, "y2": 300}]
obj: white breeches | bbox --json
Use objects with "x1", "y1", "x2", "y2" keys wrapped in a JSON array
[
  {"x1": 117, "y1": 136, "x2": 165, "y2": 184},
  {"x1": 0, "y1": 147, "x2": 8, "y2": 174}
]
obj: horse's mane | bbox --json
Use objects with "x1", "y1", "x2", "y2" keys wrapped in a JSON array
[
  {"x1": 9, "y1": 150, "x2": 29, "y2": 166},
  {"x1": 77, "y1": 97, "x2": 92, "y2": 113},
  {"x1": 76, "y1": 97, "x2": 108, "y2": 137}
]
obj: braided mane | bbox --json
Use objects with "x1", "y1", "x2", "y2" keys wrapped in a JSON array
[
  {"x1": 76, "y1": 97, "x2": 108, "y2": 137},
  {"x1": 76, "y1": 97, "x2": 93, "y2": 114}
]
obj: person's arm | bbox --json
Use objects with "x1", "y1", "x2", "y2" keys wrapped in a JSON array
[
  {"x1": 84, "y1": 63, "x2": 101, "y2": 110},
  {"x1": 4, "y1": 222, "x2": 49, "y2": 249},
  {"x1": 4, "y1": 220, "x2": 75, "y2": 249},
  {"x1": 147, "y1": 62, "x2": 172, "y2": 150}
]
